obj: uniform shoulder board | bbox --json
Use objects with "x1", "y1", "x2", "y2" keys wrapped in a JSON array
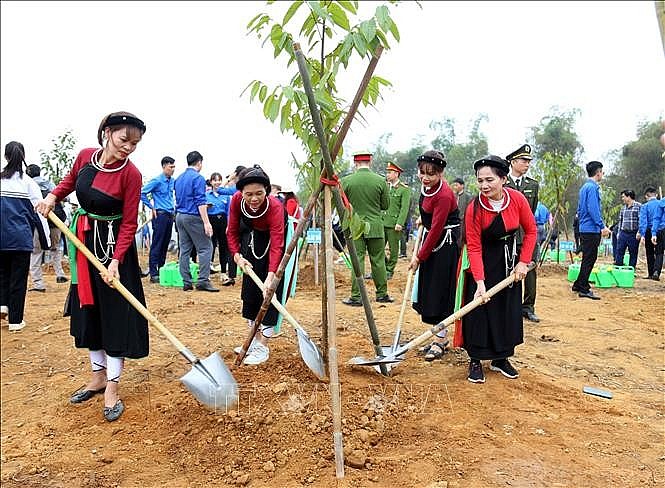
[{"x1": 399, "y1": 182, "x2": 410, "y2": 188}]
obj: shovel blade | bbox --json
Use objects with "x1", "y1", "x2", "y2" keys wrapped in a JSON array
[
  {"x1": 296, "y1": 329, "x2": 326, "y2": 380},
  {"x1": 180, "y1": 352, "x2": 239, "y2": 411},
  {"x1": 348, "y1": 354, "x2": 404, "y2": 367}
]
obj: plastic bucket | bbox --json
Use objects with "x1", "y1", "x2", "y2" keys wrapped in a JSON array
[
  {"x1": 611, "y1": 266, "x2": 635, "y2": 288},
  {"x1": 589, "y1": 267, "x2": 598, "y2": 283},
  {"x1": 595, "y1": 266, "x2": 616, "y2": 288},
  {"x1": 623, "y1": 253, "x2": 630, "y2": 266},
  {"x1": 567, "y1": 263, "x2": 580, "y2": 282},
  {"x1": 159, "y1": 265, "x2": 172, "y2": 286}
]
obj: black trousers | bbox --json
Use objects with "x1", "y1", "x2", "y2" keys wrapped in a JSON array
[
  {"x1": 0, "y1": 250, "x2": 31, "y2": 324},
  {"x1": 573, "y1": 232, "x2": 601, "y2": 293},
  {"x1": 148, "y1": 211, "x2": 173, "y2": 278},
  {"x1": 644, "y1": 228, "x2": 656, "y2": 276},
  {"x1": 210, "y1": 214, "x2": 231, "y2": 273},
  {"x1": 654, "y1": 229, "x2": 664, "y2": 278}
]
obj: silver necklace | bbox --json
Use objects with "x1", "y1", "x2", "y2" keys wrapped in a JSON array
[
  {"x1": 421, "y1": 180, "x2": 442, "y2": 197},
  {"x1": 479, "y1": 189, "x2": 511, "y2": 213},
  {"x1": 91, "y1": 149, "x2": 128, "y2": 173},
  {"x1": 240, "y1": 198, "x2": 269, "y2": 219}
]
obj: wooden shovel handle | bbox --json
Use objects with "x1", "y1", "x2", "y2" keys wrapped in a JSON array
[
  {"x1": 48, "y1": 212, "x2": 191, "y2": 357},
  {"x1": 240, "y1": 264, "x2": 308, "y2": 337},
  {"x1": 393, "y1": 226, "x2": 425, "y2": 349}
]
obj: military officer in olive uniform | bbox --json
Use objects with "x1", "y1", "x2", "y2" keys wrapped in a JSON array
[
  {"x1": 341, "y1": 151, "x2": 394, "y2": 306},
  {"x1": 505, "y1": 144, "x2": 540, "y2": 323},
  {"x1": 383, "y1": 162, "x2": 412, "y2": 279}
]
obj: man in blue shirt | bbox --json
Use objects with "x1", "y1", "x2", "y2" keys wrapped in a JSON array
[
  {"x1": 649, "y1": 197, "x2": 665, "y2": 280},
  {"x1": 141, "y1": 156, "x2": 176, "y2": 283},
  {"x1": 637, "y1": 187, "x2": 661, "y2": 279},
  {"x1": 534, "y1": 201, "x2": 551, "y2": 246},
  {"x1": 572, "y1": 161, "x2": 610, "y2": 300},
  {"x1": 613, "y1": 189, "x2": 641, "y2": 268},
  {"x1": 174, "y1": 151, "x2": 218, "y2": 292}
]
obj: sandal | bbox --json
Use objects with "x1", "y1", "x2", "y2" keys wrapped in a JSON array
[{"x1": 424, "y1": 341, "x2": 448, "y2": 362}]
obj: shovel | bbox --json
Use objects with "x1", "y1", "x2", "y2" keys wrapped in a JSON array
[
  {"x1": 349, "y1": 263, "x2": 536, "y2": 368},
  {"x1": 372, "y1": 226, "x2": 425, "y2": 373},
  {"x1": 48, "y1": 212, "x2": 238, "y2": 410},
  {"x1": 241, "y1": 264, "x2": 326, "y2": 380}
]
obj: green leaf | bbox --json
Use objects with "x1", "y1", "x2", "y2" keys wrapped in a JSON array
[
  {"x1": 328, "y1": 2, "x2": 350, "y2": 31},
  {"x1": 336, "y1": 1, "x2": 357, "y2": 14},
  {"x1": 352, "y1": 31, "x2": 367, "y2": 57},
  {"x1": 300, "y1": 12, "x2": 316, "y2": 36},
  {"x1": 247, "y1": 13, "x2": 261, "y2": 29},
  {"x1": 282, "y1": 0, "x2": 303, "y2": 26},
  {"x1": 374, "y1": 29, "x2": 390, "y2": 49},
  {"x1": 250, "y1": 81, "x2": 261, "y2": 101},
  {"x1": 263, "y1": 95, "x2": 274, "y2": 119},
  {"x1": 258, "y1": 85, "x2": 268, "y2": 102},
  {"x1": 360, "y1": 19, "x2": 376, "y2": 43},
  {"x1": 269, "y1": 94, "x2": 282, "y2": 122},
  {"x1": 283, "y1": 85, "x2": 295, "y2": 101},
  {"x1": 307, "y1": 1, "x2": 330, "y2": 22},
  {"x1": 280, "y1": 101, "x2": 292, "y2": 132},
  {"x1": 375, "y1": 5, "x2": 389, "y2": 32},
  {"x1": 387, "y1": 17, "x2": 400, "y2": 42}
]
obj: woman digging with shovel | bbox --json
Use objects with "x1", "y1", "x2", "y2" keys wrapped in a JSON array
[
  {"x1": 227, "y1": 165, "x2": 292, "y2": 366},
  {"x1": 459, "y1": 155, "x2": 536, "y2": 383},
  {"x1": 36, "y1": 112, "x2": 148, "y2": 421},
  {"x1": 410, "y1": 150, "x2": 461, "y2": 361}
]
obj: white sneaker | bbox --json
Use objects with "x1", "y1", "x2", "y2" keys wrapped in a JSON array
[
  {"x1": 234, "y1": 338, "x2": 258, "y2": 355},
  {"x1": 0, "y1": 305, "x2": 8, "y2": 320},
  {"x1": 8, "y1": 321, "x2": 25, "y2": 332},
  {"x1": 242, "y1": 343, "x2": 269, "y2": 365}
]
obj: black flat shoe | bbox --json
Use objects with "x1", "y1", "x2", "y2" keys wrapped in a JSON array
[
  {"x1": 183, "y1": 283, "x2": 193, "y2": 291},
  {"x1": 103, "y1": 400, "x2": 124, "y2": 422},
  {"x1": 376, "y1": 295, "x2": 395, "y2": 303},
  {"x1": 578, "y1": 290, "x2": 601, "y2": 300},
  {"x1": 523, "y1": 311, "x2": 540, "y2": 323},
  {"x1": 222, "y1": 278, "x2": 235, "y2": 286},
  {"x1": 70, "y1": 387, "x2": 106, "y2": 404},
  {"x1": 196, "y1": 282, "x2": 220, "y2": 292}
]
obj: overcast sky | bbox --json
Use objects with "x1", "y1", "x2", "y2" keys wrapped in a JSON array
[{"x1": 2, "y1": 1, "x2": 663, "y2": 188}]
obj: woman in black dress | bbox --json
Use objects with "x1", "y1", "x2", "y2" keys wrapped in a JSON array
[
  {"x1": 461, "y1": 155, "x2": 536, "y2": 383},
  {"x1": 37, "y1": 112, "x2": 148, "y2": 421},
  {"x1": 409, "y1": 150, "x2": 460, "y2": 361},
  {"x1": 226, "y1": 165, "x2": 288, "y2": 365}
]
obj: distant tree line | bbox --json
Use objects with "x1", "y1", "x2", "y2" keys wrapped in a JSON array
[{"x1": 362, "y1": 107, "x2": 663, "y2": 240}]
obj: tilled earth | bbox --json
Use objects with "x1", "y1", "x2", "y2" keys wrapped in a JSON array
[{"x1": 1, "y1": 251, "x2": 664, "y2": 487}]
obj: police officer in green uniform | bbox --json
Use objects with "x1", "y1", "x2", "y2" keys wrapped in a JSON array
[
  {"x1": 383, "y1": 162, "x2": 412, "y2": 279},
  {"x1": 341, "y1": 150, "x2": 394, "y2": 306},
  {"x1": 505, "y1": 143, "x2": 540, "y2": 323}
]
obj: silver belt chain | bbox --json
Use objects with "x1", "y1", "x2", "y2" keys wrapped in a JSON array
[
  {"x1": 249, "y1": 230, "x2": 270, "y2": 260},
  {"x1": 93, "y1": 220, "x2": 116, "y2": 264}
]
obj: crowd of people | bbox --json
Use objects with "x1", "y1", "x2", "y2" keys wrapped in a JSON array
[{"x1": 2, "y1": 110, "x2": 663, "y2": 423}]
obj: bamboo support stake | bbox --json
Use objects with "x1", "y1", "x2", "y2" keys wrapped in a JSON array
[
  {"x1": 235, "y1": 46, "x2": 385, "y2": 366},
  {"x1": 294, "y1": 42, "x2": 390, "y2": 376},
  {"x1": 325, "y1": 185, "x2": 344, "y2": 477}
]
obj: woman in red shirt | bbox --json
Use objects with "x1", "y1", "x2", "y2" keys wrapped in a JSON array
[
  {"x1": 462, "y1": 155, "x2": 536, "y2": 384},
  {"x1": 409, "y1": 150, "x2": 460, "y2": 361},
  {"x1": 226, "y1": 165, "x2": 287, "y2": 366},
  {"x1": 36, "y1": 112, "x2": 148, "y2": 422}
]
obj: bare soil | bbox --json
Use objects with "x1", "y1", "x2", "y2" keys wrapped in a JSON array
[{"x1": 2, "y1": 250, "x2": 664, "y2": 487}]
